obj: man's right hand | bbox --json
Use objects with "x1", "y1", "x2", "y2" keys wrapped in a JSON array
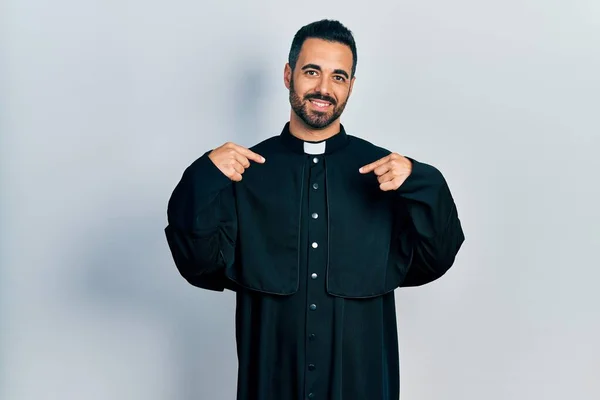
[{"x1": 208, "y1": 142, "x2": 266, "y2": 181}]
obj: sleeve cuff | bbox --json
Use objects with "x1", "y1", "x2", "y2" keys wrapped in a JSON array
[
  {"x1": 396, "y1": 157, "x2": 446, "y2": 195},
  {"x1": 184, "y1": 150, "x2": 233, "y2": 196}
]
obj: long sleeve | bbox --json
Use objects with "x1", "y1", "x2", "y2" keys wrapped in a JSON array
[
  {"x1": 397, "y1": 158, "x2": 465, "y2": 287},
  {"x1": 164, "y1": 151, "x2": 238, "y2": 292}
]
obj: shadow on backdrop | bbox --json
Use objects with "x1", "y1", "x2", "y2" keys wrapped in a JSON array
[{"x1": 71, "y1": 63, "x2": 267, "y2": 399}]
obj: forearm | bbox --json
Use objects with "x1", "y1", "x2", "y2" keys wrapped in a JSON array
[
  {"x1": 165, "y1": 151, "x2": 237, "y2": 285},
  {"x1": 398, "y1": 158, "x2": 465, "y2": 286},
  {"x1": 167, "y1": 151, "x2": 233, "y2": 232}
]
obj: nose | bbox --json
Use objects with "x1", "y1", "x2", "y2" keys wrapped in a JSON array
[{"x1": 316, "y1": 76, "x2": 332, "y2": 96}]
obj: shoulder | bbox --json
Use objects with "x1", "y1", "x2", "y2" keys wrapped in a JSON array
[
  {"x1": 346, "y1": 135, "x2": 393, "y2": 162},
  {"x1": 248, "y1": 135, "x2": 281, "y2": 155},
  {"x1": 347, "y1": 134, "x2": 441, "y2": 174}
]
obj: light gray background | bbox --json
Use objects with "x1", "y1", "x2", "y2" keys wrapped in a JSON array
[{"x1": 1, "y1": 1, "x2": 599, "y2": 399}]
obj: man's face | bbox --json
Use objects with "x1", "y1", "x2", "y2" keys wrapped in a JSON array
[{"x1": 285, "y1": 38, "x2": 355, "y2": 129}]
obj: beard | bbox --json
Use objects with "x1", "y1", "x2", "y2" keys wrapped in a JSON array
[{"x1": 289, "y1": 77, "x2": 348, "y2": 129}]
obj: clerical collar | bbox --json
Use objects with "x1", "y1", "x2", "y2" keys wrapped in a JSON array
[{"x1": 279, "y1": 122, "x2": 349, "y2": 155}]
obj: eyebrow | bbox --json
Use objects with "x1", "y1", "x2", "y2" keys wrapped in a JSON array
[{"x1": 301, "y1": 63, "x2": 350, "y2": 79}]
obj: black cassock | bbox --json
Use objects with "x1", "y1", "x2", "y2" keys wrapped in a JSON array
[{"x1": 165, "y1": 123, "x2": 465, "y2": 400}]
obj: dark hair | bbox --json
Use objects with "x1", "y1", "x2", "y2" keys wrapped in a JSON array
[{"x1": 288, "y1": 19, "x2": 358, "y2": 78}]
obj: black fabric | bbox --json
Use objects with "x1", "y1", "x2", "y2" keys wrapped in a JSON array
[{"x1": 165, "y1": 123, "x2": 465, "y2": 399}]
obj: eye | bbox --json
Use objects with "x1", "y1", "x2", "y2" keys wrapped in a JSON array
[
  {"x1": 333, "y1": 76, "x2": 346, "y2": 82},
  {"x1": 305, "y1": 70, "x2": 318, "y2": 76}
]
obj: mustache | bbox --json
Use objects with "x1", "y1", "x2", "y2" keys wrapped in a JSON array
[{"x1": 304, "y1": 93, "x2": 337, "y2": 106}]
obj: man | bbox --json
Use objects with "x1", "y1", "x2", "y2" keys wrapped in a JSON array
[{"x1": 165, "y1": 19, "x2": 464, "y2": 400}]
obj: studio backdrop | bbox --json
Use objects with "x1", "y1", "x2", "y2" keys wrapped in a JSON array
[{"x1": 1, "y1": 1, "x2": 599, "y2": 399}]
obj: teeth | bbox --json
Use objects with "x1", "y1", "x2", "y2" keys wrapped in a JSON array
[{"x1": 312, "y1": 100, "x2": 330, "y2": 107}]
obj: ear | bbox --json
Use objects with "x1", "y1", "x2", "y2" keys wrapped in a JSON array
[
  {"x1": 348, "y1": 75, "x2": 356, "y2": 97},
  {"x1": 284, "y1": 63, "x2": 292, "y2": 89}
]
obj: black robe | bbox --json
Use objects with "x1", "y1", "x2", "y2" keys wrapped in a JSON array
[{"x1": 165, "y1": 123, "x2": 465, "y2": 400}]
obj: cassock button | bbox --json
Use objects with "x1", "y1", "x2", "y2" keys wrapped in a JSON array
[
  {"x1": 309, "y1": 304, "x2": 317, "y2": 311},
  {"x1": 311, "y1": 273, "x2": 317, "y2": 279},
  {"x1": 313, "y1": 157, "x2": 319, "y2": 164},
  {"x1": 308, "y1": 393, "x2": 315, "y2": 399},
  {"x1": 311, "y1": 242, "x2": 318, "y2": 249},
  {"x1": 308, "y1": 363, "x2": 316, "y2": 371},
  {"x1": 312, "y1": 183, "x2": 319, "y2": 190},
  {"x1": 309, "y1": 333, "x2": 316, "y2": 341},
  {"x1": 311, "y1": 213, "x2": 318, "y2": 219}
]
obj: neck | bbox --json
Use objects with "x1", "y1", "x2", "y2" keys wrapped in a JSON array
[{"x1": 288, "y1": 112, "x2": 341, "y2": 142}]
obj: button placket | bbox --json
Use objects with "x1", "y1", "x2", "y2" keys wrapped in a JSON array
[{"x1": 305, "y1": 154, "x2": 326, "y2": 399}]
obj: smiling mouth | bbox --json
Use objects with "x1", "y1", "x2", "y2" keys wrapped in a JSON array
[{"x1": 309, "y1": 99, "x2": 332, "y2": 109}]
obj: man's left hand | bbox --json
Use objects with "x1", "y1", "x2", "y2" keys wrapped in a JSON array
[{"x1": 359, "y1": 153, "x2": 413, "y2": 191}]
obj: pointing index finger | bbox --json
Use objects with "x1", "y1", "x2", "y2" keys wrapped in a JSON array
[
  {"x1": 359, "y1": 155, "x2": 389, "y2": 174},
  {"x1": 236, "y1": 145, "x2": 266, "y2": 163}
]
